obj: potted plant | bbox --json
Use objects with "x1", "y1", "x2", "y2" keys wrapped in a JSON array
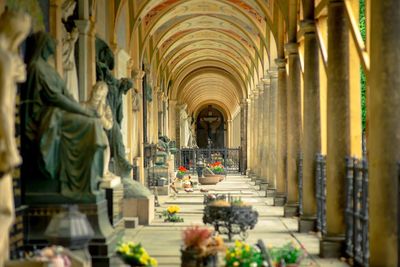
[
  {"x1": 268, "y1": 242, "x2": 304, "y2": 267},
  {"x1": 225, "y1": 240, "x2": 265, "y2": 267},
  {"x1": 116, "y1": 242, "x2": 158, "y2": 267},
  {"x1": 209, "y1": 162, "x2": 226, "y2": 175},
  {"x1": 181, "y1": 226, "x2": 225, "y2": 267},
  {"x1": 177, "y1": 166, "x2": 188, "y2": 179},
  {"x1": 163, "y1": 205, "x2": 184, "y2": 222}
]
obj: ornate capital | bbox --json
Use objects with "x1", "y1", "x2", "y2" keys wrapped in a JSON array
[
  {"x1": 300, "y1": 20, "x2": 316, "y2": 34},
  {"x1": 132, "y1": 68, "x2": 145, "y2": 80},
  {"x1": 275, "y1": 58, "x2": 287, "y2": 70},
  {"x1": 285, "y1": 42, "x2": 299, "y2": 55}
]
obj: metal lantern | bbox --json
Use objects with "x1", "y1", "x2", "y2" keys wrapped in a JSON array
[{"x1": 45, "y1": 205, "x2": 94, "y2": 250}]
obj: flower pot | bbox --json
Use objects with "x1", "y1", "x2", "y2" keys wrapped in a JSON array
[
  {"x1": 198, "y1": 176, "x2": 220, "y2": 185},
  {"x1": 180, "y1": 249, "x2": 217, "y2": 267}
]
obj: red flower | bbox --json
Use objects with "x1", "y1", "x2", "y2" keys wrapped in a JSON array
[{"x1": 178, "y1": 166, "x2": 188, "y2": 172}]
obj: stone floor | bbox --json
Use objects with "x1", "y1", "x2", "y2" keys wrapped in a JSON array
[{"x1": 124, "y1": 174, "x2": 348, "y2": 267}]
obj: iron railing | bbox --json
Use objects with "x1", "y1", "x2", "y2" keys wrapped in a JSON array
[
  {"x1": 175, "y1": 148, "x2": 241, "y2": 173},
  {"x1": 345, "y1": 157, "x2": 369, "y2": 267},
  {"x1": 315, "y1": 153, "x2": 327, "y2": 235}
]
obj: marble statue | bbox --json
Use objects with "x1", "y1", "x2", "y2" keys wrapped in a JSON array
[
  {"x1": 95, "y1": 37, "x2": 133, "y2": 178},
  {"x1": 84, "y1": 81, "x2": 113, "y2": 179},
  {"x1": 62, "y1": 0, "x2": 79, "y2": 101},
  {"x1": 21, "y1": 31, "x2": 108, "y2": 202},
  {"x1": 0, "y1": 10, "x2": 31, "y2": 265}
]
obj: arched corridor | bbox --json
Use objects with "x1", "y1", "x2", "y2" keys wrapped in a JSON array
[{"x1": 0, "y1": 0, "x2": 399, "y2": 266}]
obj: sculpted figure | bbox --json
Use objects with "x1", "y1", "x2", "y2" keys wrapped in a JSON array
[
  {"x1": 0, "y1": 10, "x2": 31, "y2": 265},
  {"x1": 95, "y1": 37, "x2": 133, "y2": 178},
  {"x1": 62, "y1": 0, "x2": 79, "y2": 101},
  {"x1": 21, "y1": 32, "x2": 107, "y2": 201},
  {"x1": 84, "y1": 81, "x2": 113, "y2": 178}
]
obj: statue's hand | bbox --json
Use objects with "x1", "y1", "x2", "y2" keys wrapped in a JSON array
[{"x1": 84, "y1": 108, "x2": 99, "y2": 118}]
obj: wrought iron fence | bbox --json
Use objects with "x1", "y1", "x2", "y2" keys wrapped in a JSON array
[
  {"x1": 175, "y1": 148, "x2": 241, "y2": 173},
  {"x1": 315, "y1": 153, "x2": 327, "y2": 235},
  {"x1": 345, "y1": 157, "x2": 369, "y2": 267}
]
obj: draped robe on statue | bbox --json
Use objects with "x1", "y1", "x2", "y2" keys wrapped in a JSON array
[{"x1": 22, "y1": 32, "x2": 107, "y2": 201}]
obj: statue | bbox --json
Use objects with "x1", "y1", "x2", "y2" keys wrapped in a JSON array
[
  {"x1": 95, "y1": 37, "x2": 133, "y2": 178},
  {"x1": 21, "y1": 31, "x2": 108, "y2": 202},
  {"x1": 0, "y1": 10, "x2": 31, "y2": 265},
  {"x1": 62, "y1": 0, "x2": 79, "y2": 101},
  {"x1": 84, "y1": 81, "x2": 113, "y2": 179}
]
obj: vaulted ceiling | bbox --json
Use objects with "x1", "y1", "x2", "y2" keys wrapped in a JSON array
[{"x1": 121, "y1": 0, "x2": 282, "y2": 118}]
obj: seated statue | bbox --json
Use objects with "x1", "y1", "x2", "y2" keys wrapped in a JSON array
[{"x1": 21, "y1": 32, "x2": 108, "y2": 203}]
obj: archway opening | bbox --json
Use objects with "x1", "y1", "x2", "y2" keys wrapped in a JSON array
[{"x1": 196, "y1": 105, "x2": 225, "y2": 148}]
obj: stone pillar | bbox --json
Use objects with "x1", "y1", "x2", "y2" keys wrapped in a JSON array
[
  {"x1": 227, "y1": 119, "x2": 233, "y2": 148},
  {"x1": 75, "y1": 0, "x2": 93, "y2": 101},
  {"x1": 241, "y1": 100, "x2": 248, "y2": 174},
  {"x1": 248, "y1": 93, "x2": 256, "y2": 174},
  {"x1": 49, "y1": 0, "x2": 63, "y2": 75},
  {"x1": 256, "y1": 85, "x2": 264, "y2": 178},
  {"x1": 268, "y1": 70, "x2": 278, "y2": 195},
  {"x1": 132, "y1": 69, "x2": 145, "y2": 184},
  {"x1": 320, "y1": 0, "x2": 349, "y2": 257},
  {"x1": 260, "y1": 78, "x2": 270, "y2": 184},
  {"x1": 275, "y1": 58, "x2": 288, "y2": 206},
  {"x1": 169, "y1": 100, "x2": 177, "y2": 140},
  {"x1": 284, "y1": 42, "x2": 302, "y2": 217},
  {"x1": 369, "y1": 0, "x2": 400, "y2": 265},
  {"x1": 299, "y1": 14, "x2": 320, "y2": 232}
]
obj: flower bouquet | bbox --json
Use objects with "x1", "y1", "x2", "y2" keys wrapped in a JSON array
[
  {"x1": 176, "y1": 166, "x2": 188, "y2": 178},
  {"x1": 116, "y1": 242, "x2": 157, "y2": 267},
  {"x1": 225, "y1": 240, "x2": 265, "y2": 267},
  {"x1": 268, "y1": 242, "x2": 304, "y2": 267},
  {"x1": 163, "y1": 205, "x2": 184, "y2": 222},
  {"x1": 181, "y1": 225, "x2": 225, "y2": 267},
  {"x1": 209, "y1": 162, "x2": 225, "y2": 175}
]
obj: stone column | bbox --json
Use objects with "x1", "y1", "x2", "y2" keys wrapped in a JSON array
[
  {"x1": 261, "y1": 77, "x2": 270, "y2": 184},
  {"x1": 284, "y1": 42, "x2": 302, "y2": 217},
  {"x1": 227, "y1": 119, "x2": 233, "y2": 148},
  {"x1": 256, "y1": 84, "x2": 264, "y2": 179},
  {"x1": 268, "y1": 70, "x2": 278, "y2": 195},
  {"x1": 241, "y1": 100, "x2": 248, "y2": 174},
  {"x1": 49, "y1": 0, "x2": 63, "y2": 75},
  {"x1": 369, "y1": 0, "x2": 400, "y2": 265},
  {"x1": 299, "y1": 14, "x2": 321, "y2": 231},
  {"x1": 249, "y1": 92, "x2": 257, "y2": 177},
  {"x1": 275, "y1": 58, "x2": 288, "y2": 206},
  {"x1": 75, "y1": 0, "x2": 93, "y2": 101},
  {"x1": 132, "y1": 69, "x2": 145, "y2": 184},
  {"x1": 169, "y1": 100, "x2": 177, "y2": 140},
  {"x1": 320, "y1": 0, "x2": 349, "y2": 257}
]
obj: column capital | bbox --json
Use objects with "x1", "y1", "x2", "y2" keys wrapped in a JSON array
[
  {"x1": 275, "y1": 58, "x2": 287, "y2": 70},
  {"x1": 262, "y1": 74, "x2": 271, "y2": 85},
  {"x1": 285, "y1": 42, "x2": 299, "y2": 55},
  {"x1": 257, "y1": 83, "x2": 264, "y2": 93},
  {"x1": 132, "y1": 68, "x2": 145, "y2": 80},
  {"x1": 300, "y1": 20, "x2": 316, "y2": 34}
]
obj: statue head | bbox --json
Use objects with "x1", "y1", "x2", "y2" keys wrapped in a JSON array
[
  {"x1": 62, "y1": 0, "x2": 76, "y2": 21},
  {"x1": 120, "y1": 78, "x2": 133, "y2": 95},
  {"x1": 90, "y1": 81, "x2": 108, "y2": 106},
  {"x1": 0, "y1": 9, "x2": 31, "y2": 52},
  {"x1": 25, "y1": 32, "x2": 56, "y2": 63}
]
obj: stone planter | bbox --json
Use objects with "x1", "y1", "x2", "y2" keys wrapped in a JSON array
[
  {"x1": 198, "y1": 176, "x2": 221, "y2": 185},
  {"x1": 180, "y1": 249, "x2": 217, "y2": 267}
]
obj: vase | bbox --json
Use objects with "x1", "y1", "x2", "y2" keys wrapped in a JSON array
[{"x1": 180, "y1": 249, "x2": 217, "y2": 267}]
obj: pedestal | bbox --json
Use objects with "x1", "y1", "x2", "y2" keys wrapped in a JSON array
[
  {"x1": 284, "y1": 203, "x2": 299, "y2": 217},
  {"x1": 298, "y1": 216, "x2": 317, "y2": 233},
  {"x1": 24, "y1": 200, "x2": 120, "y2": 267},
  {"x1": 319, "y1": 235, "x2": 345, "y2": 258},
  {"x1": 122, "y1": 196, "x2": 155, "y2": 225},
  {"x1": 274, "y1": 193, "x2": 286, "y2": 206}
]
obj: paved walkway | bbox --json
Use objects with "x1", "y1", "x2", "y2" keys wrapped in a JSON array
[{"x1": 125, "y1": 174, "x2": 348, "y2": 267}]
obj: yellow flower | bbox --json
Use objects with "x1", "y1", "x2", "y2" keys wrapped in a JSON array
[
  {"x1": 235, "y1": 240, "x2": 243, "y2": 248},
  {"x1": 245, "y1": 244, "x2": 250, "y2": 252},
  {"x1": 150, "y1": 257, "x2": 158, "y2": 266},
  {"x1": 167, "y1": 205, "x2": 180, "y2": 214}
]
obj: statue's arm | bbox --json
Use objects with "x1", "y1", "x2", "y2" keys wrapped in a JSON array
[
  {"x1": 39, "y1": 77, "x2": 95, "y2": 117},
  {"x1": 102, "y1": 105, "x2": 113, "y2": 130}
]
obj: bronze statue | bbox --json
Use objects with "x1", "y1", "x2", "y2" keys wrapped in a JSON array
[
  {"x1": 21, "y1": 31, "x2": 108, "y2": 202},
  {"x1": 95, "y1": 37, "x2": 133, "y2": 178}
]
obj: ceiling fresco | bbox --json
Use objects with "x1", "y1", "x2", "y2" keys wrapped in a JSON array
[{"x1": 133, "y1": 0, "x2": 276, "y2": 117}]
